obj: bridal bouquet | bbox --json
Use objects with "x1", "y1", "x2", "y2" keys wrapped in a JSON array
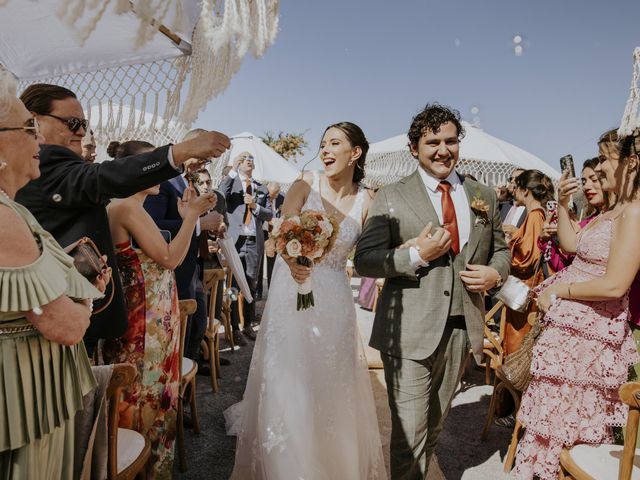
[{"x1": 265, "y1": 210, "x2": 340, "y2": 310}]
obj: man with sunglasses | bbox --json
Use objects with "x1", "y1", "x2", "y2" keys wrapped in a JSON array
[{"x1": 15, "y1": 83, "x2": 230, "y2": 353}]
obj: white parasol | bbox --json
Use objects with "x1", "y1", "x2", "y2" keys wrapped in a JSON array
[
  {"x1": 217, "y1": 235, "x2": 253, "y2": 303},
  {"x1": 0, "y1": 0, "x2": 279, "y2": 146}
]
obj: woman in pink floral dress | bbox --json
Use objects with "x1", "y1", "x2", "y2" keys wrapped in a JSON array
[
  {"x1": 105, "y1": 140, "x2": 216, "y2": 479},
  {"x1": 513, "y1": 128, "x2": 640, "y2": 480}
]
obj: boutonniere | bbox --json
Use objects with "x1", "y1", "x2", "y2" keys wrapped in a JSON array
[{"x1": 470, "y1": 192, "x2": 490, "y2": 226}]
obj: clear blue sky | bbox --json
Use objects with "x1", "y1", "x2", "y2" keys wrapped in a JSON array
[{"x1": 195, "y1": 0, "x2": 639, "y2": 173}]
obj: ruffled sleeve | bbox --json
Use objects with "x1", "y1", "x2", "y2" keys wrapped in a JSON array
[{"x1": 0, "y1": 198, "x2": 103, "y2": 314}]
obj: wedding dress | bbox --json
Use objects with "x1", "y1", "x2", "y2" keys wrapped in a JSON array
[{"x1": 224, "y1": 171, "x2": 386, "y2": 480}]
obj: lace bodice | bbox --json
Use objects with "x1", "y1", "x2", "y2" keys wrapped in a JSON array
[
  {"x1": 302, "y1": 171, "x2": 365, "y2": 271},
  {"x1": 571, "y1": 215, "x2": 613, "y2": 277}
]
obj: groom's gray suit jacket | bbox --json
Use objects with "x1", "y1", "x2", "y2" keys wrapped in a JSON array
[{"x1": 354, "y1": 170, "x2": 511, "y2": 363}]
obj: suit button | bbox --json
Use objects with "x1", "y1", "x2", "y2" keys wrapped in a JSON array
[{"x1": 443, "y1": 290, "x2": 450, "y2": 296}]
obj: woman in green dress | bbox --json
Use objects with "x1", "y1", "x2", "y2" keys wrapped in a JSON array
[{"x1": 0, "y1": 70, "x2": 104, "y2": 478}]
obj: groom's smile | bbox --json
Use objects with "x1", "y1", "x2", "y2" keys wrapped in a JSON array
[{"x1": 410, "y1": 121, "x2": 461, "y2": 180}]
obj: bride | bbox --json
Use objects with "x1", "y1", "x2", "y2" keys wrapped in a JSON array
[{"x1": 224, "y1": 122, "x2": 386, "y2": 479}]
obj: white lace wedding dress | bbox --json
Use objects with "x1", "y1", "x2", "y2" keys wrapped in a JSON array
[{"x1": 224, "y1": 172, "x2": 386, "y2": 480}]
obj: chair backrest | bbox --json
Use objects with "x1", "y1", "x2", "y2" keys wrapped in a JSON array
[
  {"x1": 107, "y1": 363, "x2": 137, "y2": 479},
  {"x1": 202, "y1": 268, "x2": 226, "y2": 328},
  {"x1": 483, "y1": 300, "x2": 506, "y2": 359},
  {"x1": 618, "y1": 381, "x2": 640, "y2": 480},
  {"x1": 178, "y1": 299, "x2": 197, "y2": 373}
]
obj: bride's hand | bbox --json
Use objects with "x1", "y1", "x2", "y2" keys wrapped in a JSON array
[{"x1": 282, "y1": 254, "x2": 312, "y2": 284}]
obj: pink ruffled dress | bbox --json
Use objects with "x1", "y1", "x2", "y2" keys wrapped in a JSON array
[{"x1": 513, "y1": 216, "x2": 640, "y2": 480}]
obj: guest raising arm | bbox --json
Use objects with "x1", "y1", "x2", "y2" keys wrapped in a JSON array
[
  {"x1": 105, "y1": 140, "x2": 215, "y2": 479},
  {"x1": 16, "y1": 83, "x2": 230, "y2": 347}
]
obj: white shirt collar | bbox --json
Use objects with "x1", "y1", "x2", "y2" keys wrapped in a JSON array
[
  {"x1": 238, "y1": 172, "x2": 253, "y2": 184},
  {"x1": 417, "y1": 166, "x2": 461, "y2": 193}
]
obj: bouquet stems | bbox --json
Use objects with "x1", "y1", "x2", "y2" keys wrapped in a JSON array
[{"x1": 296, "y1": 256, "x2": 314, "y2": 311}]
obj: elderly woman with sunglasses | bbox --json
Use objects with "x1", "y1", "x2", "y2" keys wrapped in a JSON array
[
  {"x1": 0, "y1": 70, "x2": 104, "y2": 479},
  {"x1": 15, "y1": 83, "x2": 230, "y2": 355}
]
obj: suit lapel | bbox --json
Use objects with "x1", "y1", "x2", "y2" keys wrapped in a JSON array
[
  {"x1": 398, "y1": 169, "x2": 439, "y2": 227},
  {"x1": 462, "y1": 177, "x2": 483, "y2": 262}
]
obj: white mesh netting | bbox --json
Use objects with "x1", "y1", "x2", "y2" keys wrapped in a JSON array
[
  {"x1": 13, "y1": 0, "x2": 279, "y2": 155},
  {"x1": 362, "y1": 151, "x2": 525, "y2": 189},
  {"x1": 618, "y1": 47, "x2": 640, "y2": 138},
  {"x1": 19, "y1": 57, "x2": 190, "y2": 156}
]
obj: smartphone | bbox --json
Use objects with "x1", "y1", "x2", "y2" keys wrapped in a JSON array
[
  {"x1": 131, "y1": 229, "x2": 171, "y2": 250},
  {"x1": 546, "y1": 200, "x2": 558, "y2": 226},
  {"x1": 560, "y1": 154, "x2": 576, "y2": 178}
]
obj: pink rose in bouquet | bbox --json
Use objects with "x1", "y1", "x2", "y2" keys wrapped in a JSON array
[{"x1": 265, "y1": 210, "x2": 340, "y2": 310}]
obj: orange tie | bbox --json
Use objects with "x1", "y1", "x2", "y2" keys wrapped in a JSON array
[
  {"x1": 437, "y1": 181, "x2": 460, "y2": 255},
  {"x1": 243, "y1": 178, "x2": 253, "y2": 225}
]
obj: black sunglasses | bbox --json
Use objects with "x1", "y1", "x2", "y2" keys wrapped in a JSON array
[{"x1": 42, "y1": 113, "x2": 89, "y2": 133}]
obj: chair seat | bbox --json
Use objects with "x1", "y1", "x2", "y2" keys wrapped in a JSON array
[
  {"x1": 117, "y1": 428, "x2": 146, "y2": 473},
  {"x1": 565, "y1": 443, "x2": 640, "y2": 480},
  {"x1": 205, "y1": 319, "x2": 221, "y2": 337},
  {"x1": 182, "y1": 357, "x2": 197, "y2": 377}
]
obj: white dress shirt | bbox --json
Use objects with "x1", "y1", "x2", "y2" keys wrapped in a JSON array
[
  {"x1": 504, "y1": 204, "x2": 525, "y2": 226},
  {"x1": 409, "y1": 168, "x2": 471, "y2": 270}
]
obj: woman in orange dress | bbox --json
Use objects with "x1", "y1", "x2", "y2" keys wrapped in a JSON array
[{"x1": 504, "y1": 169, "x2": 555, "y2": 356}]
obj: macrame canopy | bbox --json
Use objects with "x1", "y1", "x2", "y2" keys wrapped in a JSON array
[
  {"x1": 0, "y1": 0, "x2": 279, "y2": 155},
  {"x1": 618, "y1": 47, "x2": 640, "y2": 144},
  {"x1": 365, "y1": 121, "x2": 560, "y2": 188}
]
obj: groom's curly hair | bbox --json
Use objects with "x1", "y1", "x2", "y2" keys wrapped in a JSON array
[{"x1": 408, "y1": 103, "x2": 465, "y2": 149}]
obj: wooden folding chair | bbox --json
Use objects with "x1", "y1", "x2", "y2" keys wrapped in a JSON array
[
  {"x1": 107, "y1": 363, "x2": 151, "y2": 480},
  {"x1": 177, "y1": 299, "x2": 200, "y2": 472},
  {"x1": 202, "y1": 268, "x2": 226, "y2": 392},
  {"x1": 559, "y1": 381, "x2": 640, "y2": 480},
  {"x1": 479, "y1": 300, "x2": 524, "y2": 473}
]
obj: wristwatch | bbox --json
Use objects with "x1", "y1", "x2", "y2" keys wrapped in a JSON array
[{"x1": 494, "y1": 274, "x2": 504, "y2": 289}]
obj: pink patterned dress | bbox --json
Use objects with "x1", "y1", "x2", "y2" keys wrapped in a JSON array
[{"x1": 513, "y1": 216, "x2": 640, "y2": 480}]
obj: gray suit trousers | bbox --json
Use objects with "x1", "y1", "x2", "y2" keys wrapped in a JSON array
[{"x1": 382, "y1": 326, "x2": 470, "y2": 480}]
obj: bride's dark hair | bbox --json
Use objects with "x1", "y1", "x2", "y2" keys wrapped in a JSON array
[{"x1": 321, "y1": 122, "x2": 368, "y2": 184}]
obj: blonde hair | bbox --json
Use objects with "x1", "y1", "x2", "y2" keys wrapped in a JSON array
[{"x1": 0, "y1": 68, "x2": 18, "y2": 125}]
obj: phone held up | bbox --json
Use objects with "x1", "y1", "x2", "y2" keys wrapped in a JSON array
[
  {"x1": 546, "y1": 200, "x2": 558, "y2": 226},
  {"x1": 560, "y1": 154, "x2": 576, "y2": 178}
]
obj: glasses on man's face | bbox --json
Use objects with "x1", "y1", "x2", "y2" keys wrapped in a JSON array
[
  {"x1": 0, "y1": 117, "x2": 41, "y2": 139},
  {"x1": 241, "y1": 155, "x2": 255, "y2": 163},
  {"x1": 42, "y1": 113, "x2": 88, "y2": 134}
]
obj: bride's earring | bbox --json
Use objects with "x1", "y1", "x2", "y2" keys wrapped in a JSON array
[{"x1": 0, "y1": 160, "x2": 7, "y2": 171}]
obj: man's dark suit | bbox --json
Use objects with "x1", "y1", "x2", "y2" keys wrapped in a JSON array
[
  {"x1": 219, "y1": 173, "x2": 272, "y2": 330},
  {"x1": 16, "y1": 144, "x2": 180, "y2": 342},
  {"x1": 144, "y1": 176, "x2": 228, "y2": 358}
]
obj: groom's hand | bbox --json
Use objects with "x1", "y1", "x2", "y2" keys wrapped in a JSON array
[
  {"x1": 460, "y1": 264, "x2": 500, "y2": 292},
  {"x1": 416, "y1": 223, "x2": 451, "y2": 262}
]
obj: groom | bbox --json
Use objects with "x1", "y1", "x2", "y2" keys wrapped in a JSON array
[{"x1": 354, "y1": 103, "x2": 511, "y2": 479}]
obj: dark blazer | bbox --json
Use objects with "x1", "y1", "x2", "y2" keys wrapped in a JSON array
[
  {"x1": 16, "y1": 144, "x2": 180, "y2": 339},
  {"x1": 219, "y1": 174, "x2": 273, "y2": 260},
  {"x1": 143, "y1": 176, "x2": 228, "y2": 298}
]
